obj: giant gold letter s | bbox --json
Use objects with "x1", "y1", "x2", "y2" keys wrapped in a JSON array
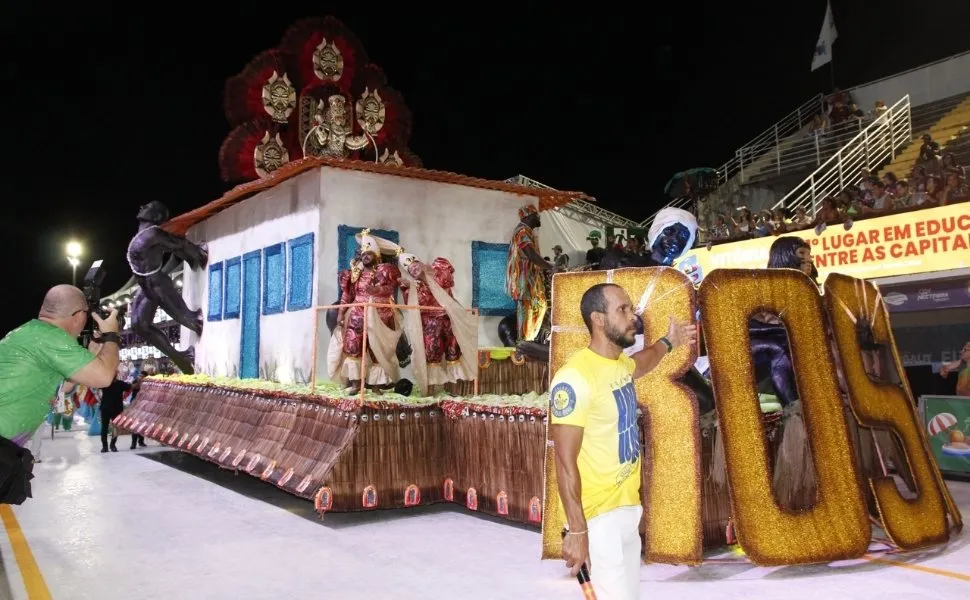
[{"x1": 824, "y1": 273, "x2": 960, "y2": 548}]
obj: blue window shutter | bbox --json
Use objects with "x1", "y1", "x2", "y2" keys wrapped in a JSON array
[
  {"x1": 240, "y1": 251, "x2": 262, "y2": 379},
  {"x1": 287, "y1": 233, "x2": 314, "y2": 311},
  {"x1": 471, "y1": 241, "x2": 515, "y2": 316},
  {"x1": 207, "y1": 262, "x2": 224, "y2": 321},
  {"x1": 262, "y1": 243, "x2": 286, "y2": 315},
  {"x1": 224, "y1": 257, "x2": 241, "y2": 319}
]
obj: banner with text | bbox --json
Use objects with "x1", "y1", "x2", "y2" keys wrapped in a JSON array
[
  {"x1": 676, "y1": 204, "x2": 970, "y2": 283},
  {"x1": 882, "y1": 278, "x2": 970, "y2": 312}
]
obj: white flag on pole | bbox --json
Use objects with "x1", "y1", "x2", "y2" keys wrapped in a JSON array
[{"x1": 811, "y1": 1, "x2": 838, "y2": 71}]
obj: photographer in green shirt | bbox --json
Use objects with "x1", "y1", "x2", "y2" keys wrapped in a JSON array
[{"x1": 0, "y1": 285, "x2": 121, "y2": 502}]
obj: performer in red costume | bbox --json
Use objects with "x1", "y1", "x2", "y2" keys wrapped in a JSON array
[
  {"x1": 401, "y1": 258, "x2": 461, "y2": 366},
  {"x1": 334, "y1": 230, "x2": 402, "y2": 394},
  {"x1": 397, "y1": 250, "x2": 477, "y2": 395}
]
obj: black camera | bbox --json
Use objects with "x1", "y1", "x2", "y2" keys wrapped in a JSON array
[{"x1": 79, "y1": 260, "x2": 126, "y2": 347}]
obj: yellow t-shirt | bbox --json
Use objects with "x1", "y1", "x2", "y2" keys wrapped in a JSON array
[{"x1": 550, "y1": 347, "x2": 641, "y2": 522}]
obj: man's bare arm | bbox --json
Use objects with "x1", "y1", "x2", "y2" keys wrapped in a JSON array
[
  {"x1": 551, "y1": 423, "x2": 587, "y2": 533},
  {"x1": 632, "y1": 317, "x2": 697, "y2": 379},
  {"x1": 69, "y1": 343, "x2": 119, "y2": 389},
  {"x1": 522, "y1": 245, "x2": 553, "y2": 271},
  {"x1": 632, "y1": 341, "x2": 668, "y2": 380}
]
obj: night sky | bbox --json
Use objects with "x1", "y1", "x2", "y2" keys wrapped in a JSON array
[{"x1": 3, "y1": 1, "x2": 968, "y2": 335}]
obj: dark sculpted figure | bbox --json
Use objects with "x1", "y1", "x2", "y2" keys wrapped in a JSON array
[
  {"x1": 748, "y1": 236, "x2": 819, "y2": 407},
  {"x1": 598, "y1": 207, "x2": 698, "y2": 270},
  {"x1": 127, "y1": 201, "x2": 208, "y2": 374}
]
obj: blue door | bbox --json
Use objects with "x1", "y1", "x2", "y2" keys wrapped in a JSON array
[{"x1": 240, "y1": 250, "x2": 261, "y2": 379}]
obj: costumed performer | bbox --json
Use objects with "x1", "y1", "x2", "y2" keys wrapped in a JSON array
[
  {"x1": 330, "y1": 230, "x2": 403, "y2": 395},
  {"x1": 646, "y1": 207, "x2": 697, "y2": 266},
  {"x1": 506, "y1": 204, "x2": 553, "y2": 343},
  {"x1": 598, "y1": 207, "x2": 697, "y2": 270},
  {"x1": 550, "y1": 283, "x2": 696, "y2": 600},
  {"x1": 739, "y1": 236, "x2": 817, "y2": 508},
  {"x1": 397, "y1": 251, "x2": 478, "y2": 395}
]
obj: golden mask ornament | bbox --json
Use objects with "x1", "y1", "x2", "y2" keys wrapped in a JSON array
[
  {"x1": 312, "y1": 38, "x2": 344, "y2": 82},
  {"x1": 254, "y1": 131, "x2": 289, "y2": 178},
  {"x1": 261, "y1": 71, "x2": 296, "y2": 123},
  {"x1": 378, "y1": 148, "x2": 404, "y2": 166},
  {"x1": 355, "y1": 88, "x2": 386, "y2": 135}
]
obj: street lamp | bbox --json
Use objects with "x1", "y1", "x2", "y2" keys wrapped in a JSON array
[{"x1": 66, "y1": 241, "x2": 82, "y2": 286}]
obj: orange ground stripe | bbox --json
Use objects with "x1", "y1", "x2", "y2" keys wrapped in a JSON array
[
  {"x1": 0, "y1": 505, "x2": 52, "y2": 599},
  {"x1": 863, "y1": 554, "x2": 970, "y2": 583}
]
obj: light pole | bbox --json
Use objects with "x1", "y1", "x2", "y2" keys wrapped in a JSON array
[{"x1": 66, "y1": 241, "x2": 82, "y2": 286}]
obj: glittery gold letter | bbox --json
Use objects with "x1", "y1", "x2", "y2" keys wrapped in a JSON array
[
  {"x1": 699, "y1": 269, "x2": 870, "y2": 565},
  {"x1": 613, "y1": 268, "x2": 702, "y2": 564},
  {"x1": 542, "y1": 270, "x2": 606, "y2": 560},
  {"x1": 542, "y1": 268, "x2": 703, "y2": 565},
  {"x1": 824, "y1": 273, "x2": 959, "y2": 548}
]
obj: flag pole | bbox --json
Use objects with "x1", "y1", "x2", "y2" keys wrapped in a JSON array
[{"x1": 829, "y1": 51, "x2": 836, "y2": 91}]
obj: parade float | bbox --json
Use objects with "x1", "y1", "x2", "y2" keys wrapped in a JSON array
[{"x1": 117, "y1": 16, "x2": 962, "y2": 568}]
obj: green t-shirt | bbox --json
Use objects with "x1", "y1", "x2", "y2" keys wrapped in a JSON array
[{"x1": 0, "y1": 320, "x2": 96, "y2": 444}]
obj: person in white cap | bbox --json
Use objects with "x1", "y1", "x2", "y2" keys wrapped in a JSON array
[{"x1": 333, "y1": 230, "x2": 403, "y2": 395}]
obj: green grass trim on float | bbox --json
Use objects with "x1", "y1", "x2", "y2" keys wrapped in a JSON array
[{"x1": 147, "y1": 373, "x2": 549, "y2": 411}]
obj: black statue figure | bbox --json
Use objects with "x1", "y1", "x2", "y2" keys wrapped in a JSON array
[
  {"x1": 597, "y1": 207, "x2": 698, "y2": 271},
  {"x1": 646, "y1": 207, "x2": 698, "y2": 266},
  {"x1": 127, "y1": 201, "x2": 208, "y2": 374}
]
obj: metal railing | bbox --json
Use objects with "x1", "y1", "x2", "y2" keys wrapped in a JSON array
[
  {"x1": 771, "y1": 95, "x2": 912, "y2": 216},
  {"x1": 743, "y1": 119, "x2": 866, "y2": 183},
  {"x1": 721, "y1": 94, "x2": 825, "y2": 185},
  {"x1": 505, "y1": 174, "x2": 638, "y2": 228},
  {"x1": 638, "y1": 94, "x2": 825, "y2": 228}
]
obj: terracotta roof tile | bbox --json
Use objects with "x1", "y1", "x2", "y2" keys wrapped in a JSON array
[{"x1": 163, "y1": 156, "x2": 590, "y2": 236}]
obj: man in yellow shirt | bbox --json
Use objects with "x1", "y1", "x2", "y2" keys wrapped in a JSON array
[{"x1": 550, "y1": 283, "x2": 696, "y2": 600}]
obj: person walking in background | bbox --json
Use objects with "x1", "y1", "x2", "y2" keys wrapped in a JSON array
[
  {"x1": 128, "y1": 371, "x2": 149, "y2": 449},
  {"x1": 99, "y1": 373, "x2": 131, "y2": 453}
]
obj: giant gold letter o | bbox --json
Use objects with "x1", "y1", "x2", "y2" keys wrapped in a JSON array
[{"x1": 699, "y1": 269, "x2": 870, "y2": 565}]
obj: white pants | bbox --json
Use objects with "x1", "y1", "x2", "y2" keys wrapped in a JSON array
[{"x1": 587, "y1": 504, "x2": 643, "y2": 600}]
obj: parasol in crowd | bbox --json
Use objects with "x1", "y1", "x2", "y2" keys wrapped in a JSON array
[{"x1": 664, "y1": 168, "x2": 719, "y2": 199}]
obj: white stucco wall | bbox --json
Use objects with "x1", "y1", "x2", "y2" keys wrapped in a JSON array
[
  {"x1": 181, "y1": 170, "x2": 321, "y2": 383},
  {"x1": 315, "y1": 167, "x2": 532, "y2": 351},
  {"x1": 181, "y1": 165, "x2": 541, "y2": 384}
]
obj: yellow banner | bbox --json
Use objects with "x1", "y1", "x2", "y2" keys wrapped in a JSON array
[{"x1": 675, "y1": 204, "x2": 970, "y2": 282}]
